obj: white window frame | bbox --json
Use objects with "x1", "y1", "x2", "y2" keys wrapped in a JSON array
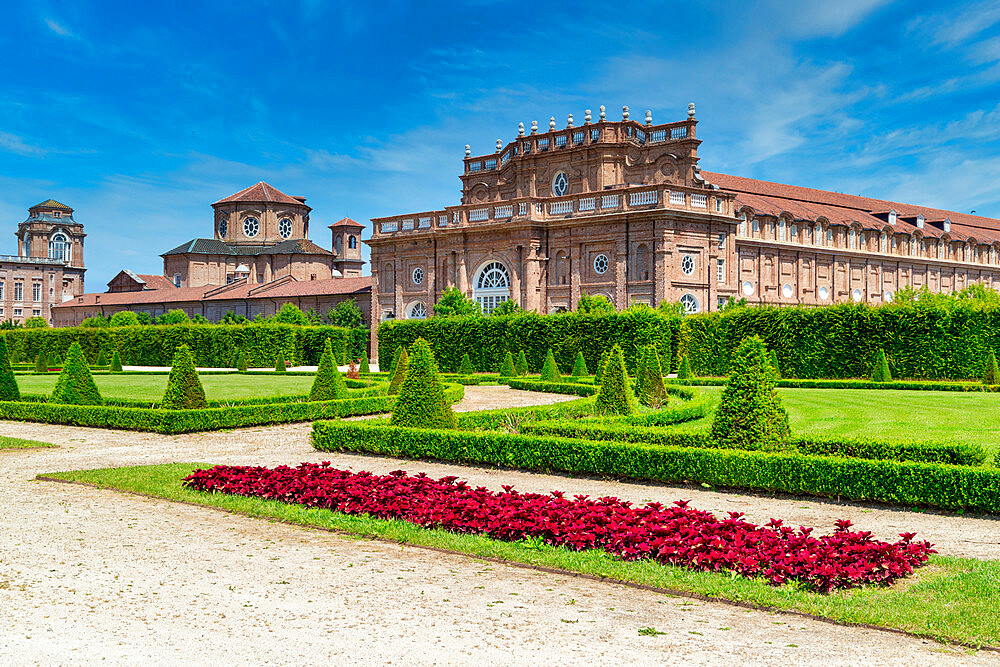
[
  {"x1": 680, "y1": 293, "x2": 700, "y2": 314},
  {"x1": 716, "y1": 258, "x2": 725, "y2": 283},
  {"x1": 593, "y1": 254, "x2": 609, "y2": 275},
  {"x1": 412, "y1": 267, "x2": 424, "y2": 286},
  {"x1": 681, "y1": 254, "x2": 695, "y2": 276}
]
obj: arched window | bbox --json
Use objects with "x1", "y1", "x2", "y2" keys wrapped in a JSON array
[
  {"x1": 635, "y1": 244, "x2": 649, "y2": 281},
  {"x1": 348, "y1": 236, "x2": 357, "y2": 249},
  {"x1": 408, "y1": 302, "x2": 427, "y2": 319},
  {"x1": 473, "y1": 261, "x2": 511, "y2": 314},
  {"x1": 554, "y1": 250, "x2": 568, "y2": 285},
  {"x1": 48, "y1": 233, "x2": 70, "y2": 262},
  {"x1": 382, "y1": 263, "x2": 395, "y2": 290}
]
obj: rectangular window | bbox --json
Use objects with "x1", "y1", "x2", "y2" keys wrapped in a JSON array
[
  {"x1": 717, "y1": 258, "x2": 725, "y2": 283},
  {"x1": 32, "y1": 309, "x2": 40, "y2": 317},
  {"x1": 739, "y1": 218, "x2": 747, "y2": 236},
  {"x1": 0, "y1": 281, "x2": 4, "y2": 299},
  {"x1": 49, "y1": 273, "x2": 54, "y2": 283},
  {"x1": 718, "y1": 233, "x2": 725, "y2": 249},
  {"x1": 14, "y1": 282, "x2": 23, "y2": 301},
  {"x1": 173, "y1": 274, "x2": 181, "y2": 287},
  {"x1": 718, "y1": 296, "x2": 727, "y2": 310},
  {"x1": 790, "y1": 224, "x2": 797, "y2": 239},
  {"x1": 715, "y1": 198, "x2": 723, "y2": 212},
  {"x1": 49, "y1": 288, "x2": 53, "y2": 297},
  {"x1": 849, "y1": 229, "x2": 855, "y2": 248},
  {"x1": 779, "y1": 219, "x2": 786, "y2": 241},
  {"x1": 32, "y1": 283, "x2": 41, "y2": 302},
  {"x1": 752, "y1": 220, "x2": 759, "y2": 234},
  {"x1": 827, "y1": 229, "x2": 833, "y2": 243},
  {"x1": 14, "y1": 308, "x2": 22, "y2": 316}
]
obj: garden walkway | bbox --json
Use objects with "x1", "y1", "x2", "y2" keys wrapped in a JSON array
[{"x1": 1, "y1": 386, "x2": 995, "y2": 663}]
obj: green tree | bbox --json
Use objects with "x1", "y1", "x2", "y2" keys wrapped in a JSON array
[
  {"x1": 490, "y1": 299, "x2": 523, "y2": 316},
  {"x1": 709, "y1": 336, "x2": 790, "y2": 450},
  {"x1": 0, "y1": 336, "x2": 19, "y2": 400},
  {"x1": 23, "y1": 316, "x2": 48, "y2": 328},
  {"x1": 80, "y1": 316, "x2": 109, "y2": 328},
  {"x1": 576, "y1": 292, "x2": 615, "y2": 314},
  {"x1": 191, "y1": 314, "x2": 209, "y2": 324},
  {"x1": 326, "y1": 299, "x2": 363, "y2": 328},
  {"x1": 515, "y1": 350, "x2": 528, "y2": 376},
  {"x1": 433, "y1": 287, "x2": 482, "y2": 317},
  {"x1": 638, "y1": 345, "x2": 667, "y2": 407},
  {"x1": 390, "y1": 338, "x2": 456, "y2": 429},
  {"x1": 459, "y1": 353, "x2": 476, "y2": 374},
  {"x1": 571, "y1": 351, "x2": 588, "y2": 377},
  {"x1": 48, "y1": 351, "x2": 60, "y2": 368},
  {"x1": 96, "y1": 350, "x2": 108, "y2": 367},
  {"x1": 360, "y1": 350, "x2": 370, "y2": 374},
  {"x1": 155, "y1": 309, "x2": 191, "y2": 325},
  {"x1": 237, "y1": 349, "x2": 248, "y2": 372},
  {"x1": 50, "y1": 342, "x2": 102, "y2": 405},
  {"x1": 160, "y1": 345, "x2": 207, "y2": 409},
  {"x1": 984, "y1": 351, "x2": 1000, "y2": 385},
  {"x1": 309, "y1": 339, "x2": 347, "y2": 401},
  {"x1": 388, "y1": 346, "x2": 409, "y2": 395},
  {"x1": 677, "y1": 355, "x2": 693, "y2": 379},
  {"x1": 275, "y1": 352, "x2": 287, "y2": 372},
  {"x1": 110, "y1": 350, "x2": 123, "y2": 373},
  {"x1": 594, "y1": 345, "x2": 637, "y2": 416},
  {"x1": 498, "y1": 350, "x2": 516, "y2": 377},
  {"x1": 110, "y1": 311, "x2": 140, "y2": 327},
  {"x1": 769, "y1": 349, "x2": 782, "y2": 380},
  {"x1": 303, "y1": 308, "x2": 323, "y2": 325},
  {"x1": 273, "y1": 303, "x2": 310, "y2": 326},
  {"x1": 34, "y1": 352, "x2": 47, "y2": 373},
  {"x1": 871, "y1": 349, "x2": 892, "y2": 382},
  {"x1": 540, "y1": 349, "x2": 561, "y2": 381},
  {"x1": 221, "y1": 310, "x2": 248, "y2": 325},
  {"x1": 387, "y1": 346, "x2": 403, "y2": 377},
  {"x1": 136, "y1": 312, "x2": 153, "y2": 325},
  {"x1": 634, "y1": 347, "x2": 649, "y2": 398},
  {"x1": 594, "y1": 350, "x2": 610, "y2": 384}
]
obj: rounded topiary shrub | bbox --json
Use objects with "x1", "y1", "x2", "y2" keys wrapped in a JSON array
[
  {"x1": 709, "y1": 336, "x2": 790, "y2": 451},
  {"x1": 499, "y1": 350, "x2": 516, "y2": 378},
  {"x1": 390, "y1": 337, "x2": 456, "y2": 429},
  {"x1": 161, "y1": 344, "x2": 207, "y2": 409},
  {"x1": 0, "y1": 336, "x2": 20, "y2": 401},
  {"x1": 388, "y1": 346, "x2": 409, "y2": 395},
  {"x1": 594, "y1": 344, "x2": 637, "y2": 416},
  {"x1": 310, "y1": 339, "x2": 347, "y2": 401},
  {"x1": 677, "y1": 355, "x2": 693, "y2": 379},
  {"x1": 571, "y1": 351, "x2": 588, "y2": 377},
  {"x1": 459, "y1": 353, "x2": 476, "y2": 375},
  {"x1": 540, "y1": 348, "x2": 561, "y2": 382},
  {"x1": 871, "y1": 349, "x2": 891, "y2": 382},
  {"x1": 515, "y1": 350, "x2": 528, "y2": 377},
  {"x1": 50, "y1": 342, "x2": 102, "y2": 406},
  {"x1": 984, "y1": 351, "x2": 1000, "y2": 385}
]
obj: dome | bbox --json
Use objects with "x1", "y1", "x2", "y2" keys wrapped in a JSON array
[{"x1": 235, "y1": 264, "x2": 250, "y2": 273}]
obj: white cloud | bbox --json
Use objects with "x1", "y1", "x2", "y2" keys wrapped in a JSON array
[
  {"x1": 768, "y1": 0, "x2": 893, "y2": 38},
  {"x1": 910, "y1": 0, "x2": 1000, "y2": 47},
  {"x1": 0, "y1": 131, "x2": 46, "y2": 157},
  {"x1": 44, "y1": 18, "x2": 81, "y2": 40}
]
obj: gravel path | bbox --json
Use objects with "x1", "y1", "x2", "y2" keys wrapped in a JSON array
[{"x1": 0, "y1": 386, "x2": 995, "y2": 664}]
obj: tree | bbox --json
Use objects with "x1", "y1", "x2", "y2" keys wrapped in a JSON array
[
  {"x1": 160, "y1": 344, "x2": 207, "y2": 409},
  {"x1": 23, "y1": 317, "x2": 47, "y2": 328},
  {"x1": 388, "y1": 346, "x2": 409, "y2": 395},
  {"x1": 677, "y1": 355, "x2": 693, "y2": 379},
  {"x1": 273, "y1": 303, "x2": 310, "y2": 326},
  {"x1": 634, "y1": 347, "x2": 649, "y2": 399},
  {"x1": 540, "y1": 349, "x2": 561, "y2": 381},
  {"x1": 221, "y1": 310, "x2": 248, "y2": 325},
  {"x1": 638, "y1": 345, "x2": 667, "y2": 407},
  {"x1": 96, "y1": 349, "x2": 108, "y2": 367},
  {"x1": 709, "y1": 336, "x2": 790, "y2": 450},
  {"x1": 110, "y1": 350, "x2": 123, "y2": 373},
  {"x1": 871, "y1": 349, "x2": 892, "y2": 382},
  {"x1": 594, "y1": 345, "x2": 637, "y2": 416},
  {"x1": 769, "y1": 349, "x2": 782, "y2": 380},
  {"x1": 34, "y1": 352, "x2": 46, "y2": 373},
  {"x1": 136, "y1": 312, "x2": 153, "y2": 325},
  {"x1": 80, "y1": 316, "x2": 109, "y2": 328},
  {"x1": 571, "y1": 351, "x2": 588, "y2": 377},
  {"x1": 309, "y1": 339, "x2": 347, "y2": 401},
  {"x1": 390, "y1": 338, "x2": 456, "y2": 429},
  {"x1": 275, "y1": 352, "x2": 287, "y2": 372},
  {"x1": 490, "y1": 299, "x2": 523, "y2": 316},
  {"x1": 499, "y1": 350, "x2": 516, "y2": 377},
  {"x1": 326, "y1": 299, "x2": 363, "y2": 328},
  {"x1": 304, "y1": 308, "x2": 324, "y2": 326},
  {"x1": 387, "y1": 346, "x2": 403, "y2": 378},
  {"x1": 191, "y1": 314, "x2": 209, "y2": 324},
  {"x1": 576, "y1": 292, "x2": 615, "y2": 314},
  {"x1": 110, "y1": 311, "x2": 140, "y2": 327},
  {"x1": 50, "y1": 342, "x2": 102, "y2": 405},
  {"x1": 515, "y1": 350, "x2": 528, "y2": 376},
  {"x1": 594, "y1": 350, "x2": 610, "y2": 384},
  {"x1": 459, "y1": 353, "x2": 476, "y2": 374},
  {"x1": 157, "y1": 309, "x2": 191, "y2": 325},
  {"x1": 433, "y1": 287, "x2": 482, "y2": 317},
  {"x1": 360, "y1": 350, "x2": 370, "y2": 374},
  {"x1": 237, "y1": 349, "x2": 248, "y2": 372},
  {"x1": 0, "y1": 336, "x2": 19, "y2": 400},
  {"x1": 48, "y1": 351, "x2": 60, "y2": 368},
  {"x1": 985, "y1": 351, "x2": 1000, "y2": 385}
]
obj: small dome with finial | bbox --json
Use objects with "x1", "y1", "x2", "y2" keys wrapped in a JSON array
[
  {"x1": 688, "y1": 102, "x2": 696, "y2": 118},
  {"x1": 584, "y1": 109, "x2": 592, "y2": 123},
  {"x1": 622, "y1": 105, "x2": 629, "y2": 120},
  {"x1": 599, "y1": 105, "x2": 606, "y2": 121},
  {"x1": 645, "y1": 110, "x2": 652, "y2": 126},
  {"x1": 531, "y1": 120, "x2": 538, "y2": 134},
  {"x1": 549, "y1": 116, "x2": 556, "y2": 131}
]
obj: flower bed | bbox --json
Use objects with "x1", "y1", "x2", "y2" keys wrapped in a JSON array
[{"x1": 183, "y1": 462, "x2": 933, "y2": 592}]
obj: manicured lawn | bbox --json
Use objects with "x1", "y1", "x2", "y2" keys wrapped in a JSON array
[
  {"x1": 13, "y1": 374, "x2": 314, "y2": 401},
  {"x1": 686, "y1": 387, "x2": 1000, "y2": 453},
  {"x1": 41, "y1": 463, "x2": 1000, "y2": 648},
  {"x1": 0, "y1": 436, "x2": 55, "y2": 450}
]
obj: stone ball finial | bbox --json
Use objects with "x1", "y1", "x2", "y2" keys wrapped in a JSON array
[
  {"x1": 584, "y1": 109, "x2": 592, "y2": 123},
  {"x1": 567, "y1": 113, "x2": 574, "y2": 127},
  {"x1": 645, "y1": 110, "x2": 652, "y2": 126},
  {"x1": 688, "y1": 102, "x2": 696, "y2": 118},
  {"x1": 549, "y1": 116, "x2": 556, "y2": 131},
  {"x1": 496, "y1": 139, "x2": 502, "y2": 152},
  {"x1": 465, "y1": 144, "x2": 471, "y2": 158},
  {"x1": 518, "y1": 122, "x2": 525, "y2": 137},
  {"x1": 622, "y1": 105, "x2": 630, "y2": 120},
  {"x1": 599, "y1": 105, "x2": 606, "y2": 120},
  {"x1": 531, "y1": 120, "x2": 538, "y2": 134}
]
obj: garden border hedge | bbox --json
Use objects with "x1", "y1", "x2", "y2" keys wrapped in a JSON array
[{"x1": 669, "y1": 377, "x2": 1000, "y2": 392}]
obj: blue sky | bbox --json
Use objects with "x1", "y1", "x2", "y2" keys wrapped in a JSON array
[{"x1": 2, "y1": 0, "x2": 1000, "y2": 288}]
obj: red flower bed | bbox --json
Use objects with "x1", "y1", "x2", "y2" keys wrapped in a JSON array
[{"x1": 183, "y1": 463, "x2": 934, "y2": 592}]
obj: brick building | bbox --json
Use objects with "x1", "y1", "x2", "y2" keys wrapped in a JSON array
[
  {"x1": 52, "y1": 183, "x2": 370, "y2": 326},
  {"x1": 1, "y1": 199, "x2": 87, "y2": 325},
  {"x1": 367, "y1": 104, "x2": 1000, "y2": 351}
]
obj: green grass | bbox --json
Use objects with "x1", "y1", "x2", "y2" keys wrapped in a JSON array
[
  {"x1": 12, "y1": 374, "x2": 314, "y2": 401},
  {"x1": 0, "y1": 436, "x2": 55, "y2": 450},
  {"x1": 684, "y1": 387, "x2": 1000, "y2": 454},
  {"x1": 41, "y1": 462, "x2": 1000, "y2": 649}
]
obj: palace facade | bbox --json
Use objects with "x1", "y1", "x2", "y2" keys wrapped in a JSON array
[
  {"x1": 1, "y1": 199, "x2": 87, "y2": 325},
  {"x1": 53, "y1": 183, "x2": 370, "y2": 326},
  {"x1": 367, "y1": 104, "x2": 1000, "y2": 351}
]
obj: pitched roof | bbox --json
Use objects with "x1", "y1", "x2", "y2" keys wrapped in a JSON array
[
  {"x1": 212, "y1": 182, "x2": 307, "y2": 208},
  {"x1": 160, "y1": 238, "x2": 332, "y2": 257},
  {"x1": 703, "y1": 171, "x2": 1000, "y2": 243},
  {"x1": 136, "y1": 274, "x2": 177, "y2": 290},
  {"x1": 329, "y1": 217, "x2": 365, "y2": 229},
  {"x1": 31, "y1": 199, "x2": 72, "y2": 211}
]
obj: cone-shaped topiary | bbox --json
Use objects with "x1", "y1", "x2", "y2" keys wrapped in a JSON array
[
  {"x1": 769, "y1": 349, "x2": 782, "y2": 380},
  {"x1": 309, "y1": 339, "x2": 347, "y2": 401},
  {"x1": 160, "y1": 344, "x2": 207, "y2": 409},
  {"x1": 388, "y1": 346, "x2": 409, "y2": 395},
  {"x1": 237, "y1": 349, "x2": 248, "y2": 372},
  {"x1": 275, "y1": 353, "x2": 287, "y2": 372},
  {"x1": 594, "y1": 345, "x2": 637, "y2": 416},
  {"x1": 677, "y1": 355, "x2": 693, "y2": 379},
  {"x1": 639, "y1": 345, "x2": 667, "y2": 407},
  {"x1": 709, "y1": 336, "x2": 790, "y2": 451},
  {"x1": 50, "y1": 342, "x2": 102, "y2": 406},
  {"x1": 634, "y1": 347, "x2": 649, "y2": 399},
  {"x1": 871, "y1": 349, "x2": 892, "y2": 382},
  {"x1": 0, "y1": 336, "x2": 20, "y2": 400},
  {"x1": 499, "y1": 350, "x2": 516, "y2": 377},
  {"x1": 48, "y1": 351, "x2": 60, "y2": 369},
  {"x1": 390, "y1": 338, "x2": 456, "y2": 429},
  {"x1": 387, "y1": 346, "x2": 402, "y2": 379},
  {"x1": 96, "y1": 349, "x2": 108, "y2": 367},
  {"x1": 459, "y1": 353, "x2": 476, "y2": 375},
  {"x1": 110, "y1": 350, "x2": 123, "y2": 373},
  {"x1": 595, "y1": 350, "x2": 610, "y2": 384},
  {"x1": 571, "y1": 351, "x2": 589, "y2": 377},
  {"x1": 984, "y1": 351, "x2": 1000, "y2": 385},
  {"x1": 540, "y1": 349, "x2": 561, "y2": 381},
  {"x1": 515, "y1": 350, "x2": 528, "y2": 377},
  {"x1": 360, "y1": 351, "x2": 370, "y2": 374},
  {"x1": 35, "y1": 352, "x2": 47, "y2": 373}
]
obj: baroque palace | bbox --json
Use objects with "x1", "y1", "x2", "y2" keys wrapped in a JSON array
[
  {"x1": 51, "y1": 183, "x2": 370, "y2": 326},
  {"x1": 367, "y1": 104, "x2": 1000, "y2": 332}
]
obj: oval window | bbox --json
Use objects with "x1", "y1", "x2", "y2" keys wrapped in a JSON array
[
  {"x1": 243, "y1": 217, "x2": 259, "y2": 238},
  {"x1": 781, "y1": 284, "x2": 793, "y2": 298},
  {"x1": 278, "y1": 218, "x2": 293, "y2": 239},
  {"x1": 412, "y1": 267, "x2": 424, "y2": 285},
  {"x1": 742, "y1": 281, "x2": 754, "y2": 296},
  {"x1": 593, "y1": 254, "x2": 609, "y2": 275},
  {"x1": 681, "y1": 255, "x2": 695, "y2": 276},
  {"x1": 852, "y1": 288, "x2": 863, "y2": 302},
  {"x1": 218, "y1": 219, "x2": 228, "y2": 237},
  {"x1": 818, "y1": 286, "x2": 830, "y2": 301},
  {"x1": 552, "y1": 171, "x2": 568, "y2": 197},
  {"x1": 884, "y1": 291, "x2": 894, "y2": 303}
]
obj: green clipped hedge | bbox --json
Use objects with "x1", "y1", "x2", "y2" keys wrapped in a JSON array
[
  {"x1": 668, "y1": 378, "x2": 1000, "y2": 392},
  {"x1": 311, "y1": 421, "x2": 1000, "y2": 514},
  {"x1": 1, "y1": 324, "x2": 367, "y2": 368}
]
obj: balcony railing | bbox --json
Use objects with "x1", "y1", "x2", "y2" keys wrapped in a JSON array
[{"x1": 0, "y1": 254, "x2": 68, "y2": 265}]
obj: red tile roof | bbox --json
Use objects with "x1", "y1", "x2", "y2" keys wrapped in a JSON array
[
  {"x1": 136, "y1": 274, "x2": 177, "y2": 290},
  {"x1": 212, "y1": 182, "x2": 307, "y2": 208},
  {"x1": 329, "y1": 217, "x2": 365, "y2": 229}
]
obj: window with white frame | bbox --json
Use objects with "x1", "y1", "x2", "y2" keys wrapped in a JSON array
[
  {"x1": 412, "y1": 267, "x2": 424, "y2": 285},
  {"x1": 849, "y1": 228, "x2": 856, "y2": 248},
  {"x1": 818, "y1": 286, "x2": 830, "y2": 301},
  {"x1": 782, "y1": 284, "x2": 793, "y2": 299},
  {"x1": 715, "y1": 199, "x2": 723, "y2": 212},
  {"x1": 473, "y1": 261, "x2": 511, "y2": 314},
  {"x1": 717, "y1": 258, "x2": 725, "y2": 283},
  {"x1": 14, "y1": 308, "x2": 22, "y2": 317},
  {"x1": 408, "y1": 302, "x2": 427, "y2": 319},
  {"x1": 243, "y1": 217, "x2": 259, "y2": 238},
  {"x1": 0, "y1": 281, "x2": 4, "y2": 300},
  {"x1": 593, "y1": 254, "x2": 609, "y2": 275},
  {"x1": 13, "y1": 282, "x2": 23, "y2": 301},
  {"x1": 551, "y1": 172, "x2": 568, "y2": 197},
  {"x1": 32, "y1": 309, "x2": 40, "y2": 317},
  {"x1": 173, "y1": 274, "x2": 181, "y2": 287},
  {"x1": 742, "y1": 281, "x2": 754, "y2": 296},
  {"x1": 32, "y1": 283, "x2": 41, "y2": 302},
  {"x1": 48, "y1": 233, "x2": 70, "y2": 262},
  {"x1": 717, "y1": 233, "x2": 725, "y2": 249},
  {"x1": 752, "y1": 220, "x2": 760, "y2": 234},
  {"x1": 827, "y1": 228, "x2": 833, "y2": 243},
  {"x1": 790, "y1": 223, "x2": 797, "y2": 240},
  {"x1": 681, "y1": 254, "x2": 695, "y2": 276},
  {"x1": 680, "y1": 293, "x2": 699, "y2": 314},
  {"x1": 739, "y1": 216, "x2": 747, "y2": 237},
  {"x1": 278, "y1": 218, "x2": 293, "y2": 239}
]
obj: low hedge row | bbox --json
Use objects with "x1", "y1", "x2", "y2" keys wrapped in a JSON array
[
  {"x1": 505, "y1": 379, "x2": 597, "y2": 396},
  {"x1": 311, "y1": 421, "x2": 1000, "y2": 514},
  {"x1": 455, "y1": 397, "x2": 595, "y2": 431},
  {"x1": 669, "y1": 378, "x2": 1000, "y2": 392}
]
